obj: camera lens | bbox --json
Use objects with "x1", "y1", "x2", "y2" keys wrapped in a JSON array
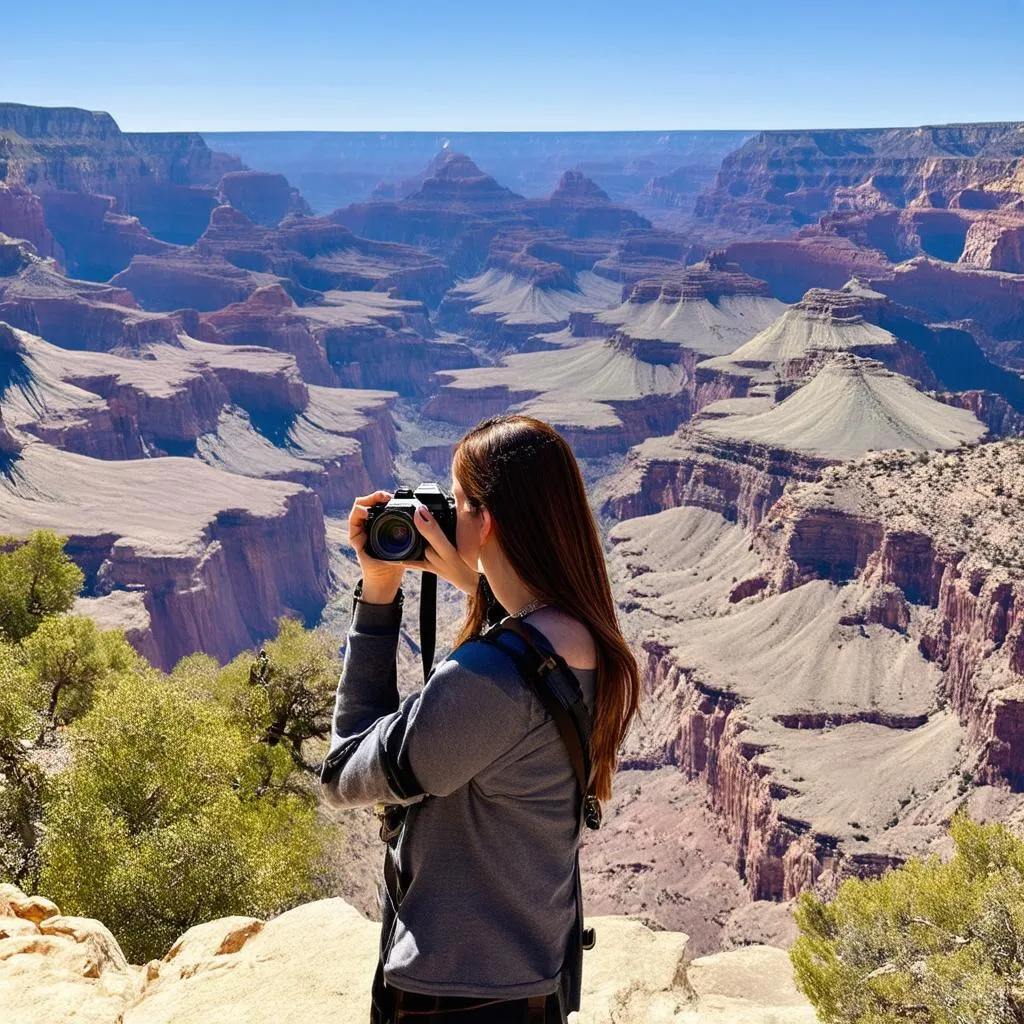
[{"x1": 370, "y1": 512, "x2": 417, "y2": 559}]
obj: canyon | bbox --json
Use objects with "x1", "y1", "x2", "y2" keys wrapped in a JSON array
[{"x1": 2, "y1": 103, "x2": 1024, "y2": 968}]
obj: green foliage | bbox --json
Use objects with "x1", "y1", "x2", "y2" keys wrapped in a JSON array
[
  {"x1": 222, "y1": 616, "x2": 340, "y2": 771},
  {"x1": 39, "y1": 665, "x2": 331, "y2": 964},
  {"x1": 22, "y1": 615, "x2": 143, "y2": 742},
  {"x1": 0, "y1": 534, "x2": 339, "y2": 963},
  {"x1": 0, "y1": 641, "x2": 45, "y2": 887},
  {"x1": 0, "y1": 531, "x2": 85, "y2": 643},
  {"x1": 790, "y1": 810, "x2": 1024, "y2": 1023}
]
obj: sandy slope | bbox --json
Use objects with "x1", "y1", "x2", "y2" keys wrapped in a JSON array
[
  {"x1": 700, "y1": 355, "x2": 987, "y2": 458},
  {"x1": 434, "y1": 337, "x2": 686, "y2": 428},
  {"x1": 598, "y1": 294, "x2": 786, "y2": 356},
  {"x1": 449, "y1": 268, "x2": 622, "y2": 326}
]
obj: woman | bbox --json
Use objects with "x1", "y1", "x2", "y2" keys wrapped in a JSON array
[{"x1": 320, "y1": 415, "x2": 642, "y2": 1024}]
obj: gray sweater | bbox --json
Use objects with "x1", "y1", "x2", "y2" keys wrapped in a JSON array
[{"x1": 319, "y1": 584, "x2": 597, "y2": 1001}]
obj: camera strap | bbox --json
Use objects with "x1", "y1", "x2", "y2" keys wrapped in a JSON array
[{"x1": 419, "y1": 570, "x2": 438, "y2": 684}]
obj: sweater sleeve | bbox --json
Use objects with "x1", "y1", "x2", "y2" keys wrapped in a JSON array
[{"x1": 319, "y1": 583, "x2": 532, "y2": 810}]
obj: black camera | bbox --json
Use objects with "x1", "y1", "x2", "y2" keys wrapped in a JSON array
[{"x1": 365, "y1": 483, "x2": 457, "y2": 561}]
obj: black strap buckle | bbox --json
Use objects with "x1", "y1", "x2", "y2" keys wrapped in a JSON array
[
  {"x1": 582, "y1": 926, "x2": 596, "y2": 950},
  {"x1": 374, "y1": 802, "x2": 406, "y2": 843}
]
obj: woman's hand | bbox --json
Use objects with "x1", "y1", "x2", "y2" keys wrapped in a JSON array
[
  {"x1": 347, "y1": 491, "x2": 480, "y2": 602},
  {"x1": 348, "y1": 490, "x2": 405, "y2": 602},
  {"x1": 401, "y1": 502, "x2": 481, "y2": 597}
]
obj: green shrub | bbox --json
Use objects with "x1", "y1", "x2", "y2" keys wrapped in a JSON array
[
  {"x1": 39, "y1": 664, "x2": 331, "y2": 963},
  {"x1": 221, "y1": 616, "x2": 340, "y2": 772},
  {"x1": 0, "y1": 531, "x2": 84, "y2": 642},
  {"x1": 23, "y1": 615, "x2": 142, "y2": 742},
  {"x1": 0, "y1": 641, "x2": 45, "y2": 887},
  {"x1": 790, "y1": 810, "x2": 1024, "y2": 1022}
]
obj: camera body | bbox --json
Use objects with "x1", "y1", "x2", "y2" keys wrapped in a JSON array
[{"x1": 365, "y1": 482, "x2": 457, "y2": 561}]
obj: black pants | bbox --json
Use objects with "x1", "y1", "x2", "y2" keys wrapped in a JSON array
[{"x1": 370, "y1": 959, "x2": 563, "y2": 1023}]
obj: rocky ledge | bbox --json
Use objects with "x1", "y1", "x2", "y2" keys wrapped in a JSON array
[{"x1": 0, "y1": 882, "x2": 816, "y2": 1024}]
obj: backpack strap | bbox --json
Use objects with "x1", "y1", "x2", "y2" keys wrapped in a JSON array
[{"x1": 478, "y1": 616, "x2": 602, "y2": 831}]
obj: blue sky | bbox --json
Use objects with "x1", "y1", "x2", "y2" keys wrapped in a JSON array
[{"x1": 3, "y1": 0, "x2": 1022, "y2": 131}]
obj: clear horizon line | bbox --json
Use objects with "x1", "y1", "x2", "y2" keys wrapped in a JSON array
[{"x1": 168, "y1": 118, "x2": 1024, "y2": 135}]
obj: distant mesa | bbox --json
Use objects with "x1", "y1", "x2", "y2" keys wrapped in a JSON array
[
  {"x1": 218, "y1": 170, "x2": 313, "y2": 228},
  {"x1": 0, "y1": 102, "x2": 320, "y2": 276},
  {"x1": 694, "y1": 121, "x2": 1024, "y2": 237},
  {"x1": 550, "y1": 169, "x2": 611, "y2": 203}
]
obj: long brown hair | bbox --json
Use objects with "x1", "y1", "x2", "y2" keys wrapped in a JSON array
[{"x1": 452, "y1": 414, "x2": 641, "y2": 803}]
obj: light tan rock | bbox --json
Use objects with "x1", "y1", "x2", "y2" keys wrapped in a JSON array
[
  {"x1": 5, "y1": 892, "x2": 59, "y2": 925},
  {"x1": 0, "y1": 943, "x2": 140, "y2": 1024},
  {"x1": 0, "y1": 894, "x2": 816, "y2": 1023},
  {"x1": 123, "y1": 898, "x2": 380, "y2": 1024},
  {"x1": 39, "y1": 915, "x2": 130, "y2": 974},
  {"x1": 0, "y1": 918, "x2": 39, "y2": 940},
  {"x1": 0, "y1": 883, "x2": 29, "y2": 913},
  {"x1": 162, "y1": 916, "x2": 265, "y2": 966},
  {"x1": 675, "y1": 945, "x2": 819, "y2": 1023},
  {"x1": 574, "y1": 915, "x2": 695, "y2": 1023}
]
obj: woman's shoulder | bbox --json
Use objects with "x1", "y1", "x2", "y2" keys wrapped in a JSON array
[
  {"x1": 460, "y1": 610, "x2": 597, "y2": 672},
  {"x1": 521, "y1": 609, "x2": 598, "y2": 671},
  {"x1": 439, "y1": 635, "x2": 535, "y2": 700}
]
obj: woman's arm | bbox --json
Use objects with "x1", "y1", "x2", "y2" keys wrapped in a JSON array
[{"x1": 319, "y1": 596, "x2": 532, "y2": 810}]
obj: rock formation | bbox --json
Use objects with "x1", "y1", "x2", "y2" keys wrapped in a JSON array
[
  {"x1": 0, "y1": 235, "x2": 195, "y2": 351},
  {"x1": 198, "y1": 284, "x2": 477, "y2": 394},
  {"x1": 38, "y1": 191, "x2": 176, "y2": 282},
  {"x1": 594, "y1": 256, "x2": 786, "y2": 359},
  {"x1": 217, "y1": 170, "x2": 312, "y2": 227},
  {"x1": 437, "y1": 263, "x2": 622, "y2": 352},
  {"x1": 0, "y1": 103, "x2": 245, "y2": 248},
  {"x1": 337, "y1": 152, "x2": 651, "y2": 279},
  {"x1": 0, "y1": 882, "x2": 816, "y2": 1023},
  {"x1": 0, "y1": 185, "x2": 62, "y2": 262},
  {"x1": 695, "y1": 122, "x2": 1024, "y2": 236},
  {"x1": 0, "y1": 322, "x2": 398, "y2": 513},
  {"x1": 592, "y1": 230, "x2": 706, "y2": 285},
  {"x1": 423, "y1": 337, "x2": 691, "y2": 456},
  {"x1": 600, "y1": 434, "x2": 1024, "y2": 908},
  {"x1": 592, "y1": 269, "x2": 1023, "y2": 908},
  {"x1": 0, "y1": 438, "x2": 330, "y2": 671}
]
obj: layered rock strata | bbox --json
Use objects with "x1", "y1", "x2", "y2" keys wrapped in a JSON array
[
  {"x1": 761, "y1": 443, "x2": 1024, "y2": 789},
  {"x1": 693, "y1": 280, "x2": 1024, "y2": 420},
  {"x1": 217, "y1": 170, "x2": 312, "y2": 227},
  {"x1": 594, "y1": 257, "x2": 786, "y2": 360},
  {"x1": 0, "y1": 103, "x2": 244, "y2": 248},
  {"x1": 0, "y1": 324, "x2": 397, "y2": 513},
  {"x1": 0, "y1": 440, "x2": 330, "y2": 671},
  {"x1": 423, "y1": 337, "x2": 691, "y2": 457},
  {"x1": 696, "y1": 122, "x2": 1024, "y2": 235},
  {"x1": 200, "y1": 284, "x2": 476, "y2": 395},
  {"x1": 0, "y1": 236, "x2": 198, "y2": 352},
  {"x1": 195, "y1": 204, "x2": 452, "y2": 306},
  {"x1": 437, "y1": 266, "x2": 622, "y2": 351}
]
